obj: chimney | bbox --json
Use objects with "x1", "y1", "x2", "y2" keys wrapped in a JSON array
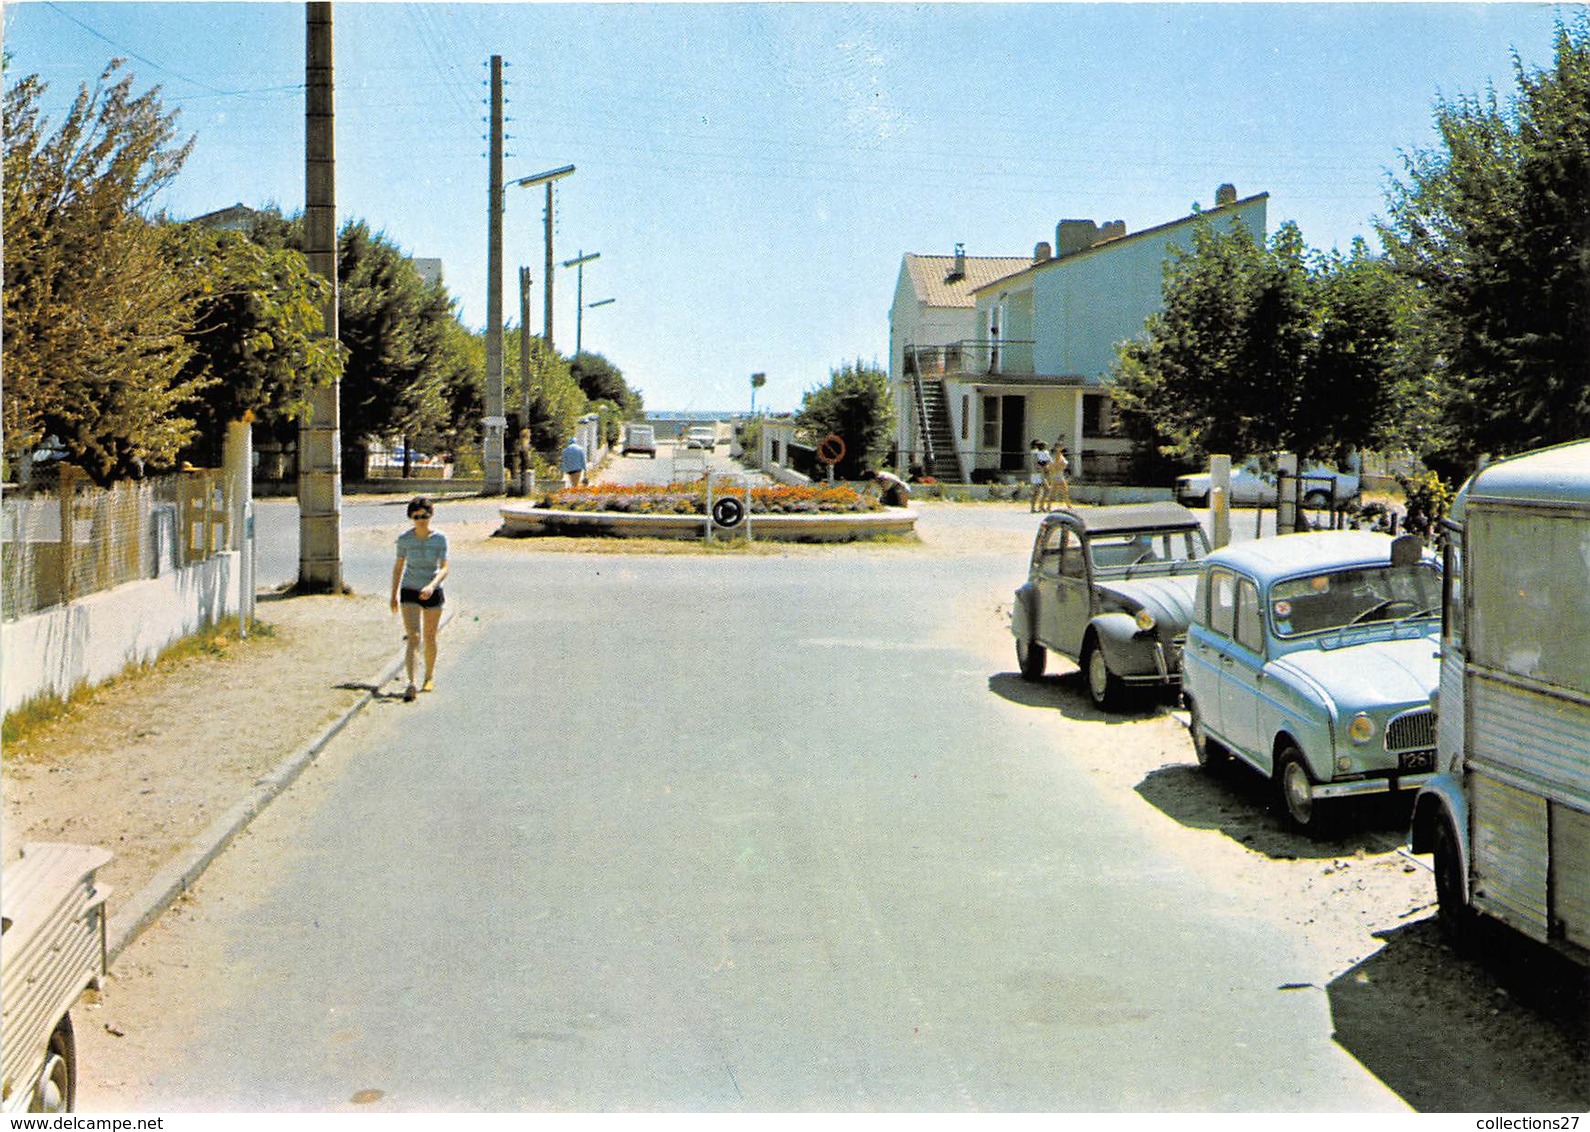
[
  {"x1": 946, "y1": 241, "x2": 966, "y2": 281},
  {"x1": 1101, "y1": 220, "x2": 1126, "y2": 242},
  {"x1": 1056, "y1": 219, "x2": 1102, "y2": 257},
  {"x1": 1216, "y1": 183, "x2": 1238, "y2": 207},
  {"x1": 1033, "y1": 241, "x2": 1052, "y2": 264}
]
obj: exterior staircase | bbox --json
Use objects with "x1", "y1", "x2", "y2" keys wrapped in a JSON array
[{"x1": 912, "y1": 375, "x2": 965, "y2": 484}]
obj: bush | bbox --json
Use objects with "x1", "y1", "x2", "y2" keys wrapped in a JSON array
[{"x1": 543, "y1": 482, "x2": 883, "y2": 515}]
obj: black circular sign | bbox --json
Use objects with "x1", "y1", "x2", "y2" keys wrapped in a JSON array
[
  {"x1": 817, "y1": 433, "x2": 847, "y2": 465},
  {"x1": 711, "y1": 496, "x2": 745, "y2": 529}
]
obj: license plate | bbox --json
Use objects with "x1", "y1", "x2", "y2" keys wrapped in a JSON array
[{"x1": 1399, "y1": 749, "x2": 1435, "y2": 773}]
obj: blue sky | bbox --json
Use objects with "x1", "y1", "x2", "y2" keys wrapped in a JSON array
[{"x1": 5, "y1": 2, "x2": 1574, "y2": 412}]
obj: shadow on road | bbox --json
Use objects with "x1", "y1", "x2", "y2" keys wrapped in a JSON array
[
  {"x1": 1133, "y1": 759, "x2": 1413, "y2": 861},
  {"x1": 1328, "y1": 918, "x2": 1589, "y2": 1111},
  {"x1": 987, "y1": 670, "x2": 1172, "y2": 725}
]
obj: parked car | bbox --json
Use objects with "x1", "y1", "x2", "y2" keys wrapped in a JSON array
[
  {"x1": 621, "y1": 424, "x2": 657, "y2": 458},
  {"x1": 1011, "y1": 503, "x2": 1211, "y2": 711},
  {"x1": 1183, "y1": 530, "x2": 1441, "y2": 831},
  {"x1": 683, "y1": 426, "x2": 717, "y2": 450},
  {"x1": 1175, "y1": 460, "x2": 1360, "y2": 508}
]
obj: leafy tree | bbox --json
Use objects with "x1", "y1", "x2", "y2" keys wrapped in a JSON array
[
  {"x1": 171, "y1": 225, "x2": 341, "y2": 466},
  {"x1": 1378, "y1": 15, "x2": 1590, "y2": 472},
  {"x1": 513, "y1": 333, "x2": 585, "y2": 458},
  {"x1": 3, "y1": 61, "x2": 205, "y2": 483},
  {"x1": 796, "y1": 358, "x2": 894, "y2": 479},
  {"x1": 568, "y1": 351, "x2": 642, "y2": 418},
  {"x1": 1111, "y1": 220, "x2": 1400, "y2": 465}
]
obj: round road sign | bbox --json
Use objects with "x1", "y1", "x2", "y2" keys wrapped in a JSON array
[
  {"x1": 711, "y1": 496, "x2": 745, "y2": 529},
  {"x1": 817, "y1": 434, "x2": 847, "y2": 465}
]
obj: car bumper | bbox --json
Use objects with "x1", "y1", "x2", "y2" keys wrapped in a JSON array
[{"x1": 1312, "y1": 771, "x2": 1435, "y2": 801}]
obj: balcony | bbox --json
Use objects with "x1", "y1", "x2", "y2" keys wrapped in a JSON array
[{"x1": 904, "y1": 340, "x2": 1038, "y2": 382}]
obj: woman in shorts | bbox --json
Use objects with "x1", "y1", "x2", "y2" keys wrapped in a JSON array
[{"x1": 390, "y1": 496, "x2": 449, "y2": 702}]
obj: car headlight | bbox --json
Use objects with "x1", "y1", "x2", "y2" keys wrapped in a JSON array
[
  {"x1": 1347, "y1": 712, "x2": 1376, "y2": 745},
  {"x1": 1134, "y1": 608, "x2": 1157, "y2": 633}
]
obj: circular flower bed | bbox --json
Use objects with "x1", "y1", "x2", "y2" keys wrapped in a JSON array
[{"x1": 541, "y1": 482, "x2": 884, "y2": 516}]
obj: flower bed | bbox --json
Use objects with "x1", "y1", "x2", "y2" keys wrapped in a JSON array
[{"x1": 541, "y1": 482, "x2": 884, "y2": 515}]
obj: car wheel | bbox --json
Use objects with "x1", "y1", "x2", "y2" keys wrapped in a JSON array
[
  {"x1": 1083, "y1": 638, "x2": 1125, "y2": 712},
  {"x1": 1016, "y1": 637, "x2": 1046, "y2": 681},
  {"x1": 1188, "y1": 698, "x2": 1226, "y2": 769},
  {"x1": 31, "y1": 1014, "x2": 75, "y2": 1113},
  {"x1": 1276, "y1": 745, "x2": 1322, "y2": 831},
  {"x1": 1432, "y1": 814, "x2": 1475, "y2": 949}
]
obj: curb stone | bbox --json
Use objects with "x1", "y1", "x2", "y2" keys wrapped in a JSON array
[{"x1": 104, "y1": 610, "x2": 452, "y2": 963}]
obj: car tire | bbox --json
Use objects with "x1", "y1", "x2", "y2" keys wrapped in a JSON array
[
  {"x1": 1016, "y1": 637, "x2": 1046, "y2": 681},
  {"x1": 32, "y1": 1013, "x2": 75, "y2": 1113},
  {"x1": 1083, "y1": 638, "x2": 1125, "y2": 712},
  {"x1": 1188, "y1": 698, "x2": 1226, "y2": 769},
  {"x1": 1432, "y1": 814, "x2": 1475, "y2": 950},
  {"x1": 1276, "y1": 745, "x2": 1323, "y2": 832}
]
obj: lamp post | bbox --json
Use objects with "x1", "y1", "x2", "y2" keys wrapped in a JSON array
[
  {"x1": 511, "y1": 164, "x2": 576, "y2": 352},
  {"x1": 581, "y1": 297, "x2": 615, "y2": 355},
  {"x1": 562, "y1": 250, "x2": 600, "y2": 356}
]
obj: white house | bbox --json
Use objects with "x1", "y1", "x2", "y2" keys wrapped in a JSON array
[{"x1": 891, "y1": 184, "x2": 1268, "y2": 484}]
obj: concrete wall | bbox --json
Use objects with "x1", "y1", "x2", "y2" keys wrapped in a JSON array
[{"x1": 2, "y1": 551, "x2": 242, "y2": 716}]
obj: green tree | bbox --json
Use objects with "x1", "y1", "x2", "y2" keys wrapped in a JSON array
[
  {"x1": 3, "y1": 61, "x2": 205, "y2": 483},
  {"x1": 568, "y1": 351, "x2": 642, "y2": 418},
  {"x1": 1111, "y1": 220, "x2": 1400, "y2": 465},
  {"x1": 171, "y1": 225, "x2": 341, "y2": 466},
  {"x1": 796, "y1": 358, "x2": 894, "y2": 479},
  {"x1": 1378, "y1": 15, "x2": 1590, "y2": 472}
]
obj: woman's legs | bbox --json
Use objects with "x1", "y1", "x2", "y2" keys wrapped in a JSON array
[
  {"x1": 421, "y1": 605, "x2": 443, "y2": 688},
  {"x1": 401, "y1": 602, "x2": 421, "y2": 694}
]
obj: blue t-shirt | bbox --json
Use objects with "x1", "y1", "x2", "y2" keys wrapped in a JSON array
[
  {"x1": 396, "y1": 530, "x2": 448, "y2": 591},
  {"x1": 561, "y1": 442, "x2": 588, "y2": 473}
]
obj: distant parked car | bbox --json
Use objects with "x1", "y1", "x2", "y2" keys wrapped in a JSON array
[
  {"x1": 1183, "y1": 530, "x2": 1441, "y2": 832},
  {"x1": 1011, "y1": 503, "x2": 1211, "y2": 711},
  {"x1": 683, "y1": 426, "x2": 717, "y2": 450},
  {"x1": 1175, "y1": 460, "x2": 1360, "y2": 509},
  {"x1": 621, "y1": 424, "x2": 657, "y2": 458}
]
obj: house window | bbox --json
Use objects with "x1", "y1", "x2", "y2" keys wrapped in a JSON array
[
  {"x1": 961, "y1": 395, "x2": 970, "y2": 441},
  {"x1": 1083, "y1": 394, "x2": 1109, "y2": 438}
]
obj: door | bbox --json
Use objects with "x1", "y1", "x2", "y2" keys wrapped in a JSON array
[
  {"x1": 1047, "y1": 525, "x2": 1091, "y2": 660},
  {"x1": 1218, "y1": 575, "x2": 1267, "y2": 763},
  {"x1": 1000, "y1": 395, "x2": 1026, "y2": 472}
]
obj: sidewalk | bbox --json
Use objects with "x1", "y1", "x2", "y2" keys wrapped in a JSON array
[{"x1": 2, "y1": 591, "x2": 405, "y2": 961}]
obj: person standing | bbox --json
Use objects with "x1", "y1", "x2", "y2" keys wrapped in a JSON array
[
  {"x1": 1051, "y1": 438, "x2": 1072, "y2": 507},
  {"x1": 561, "y1": 436, "x2": 588, "y2": 488},
  {"x1": 390, "y1": 496, "x2": 449, "y2": 702},
  {"x1": 1029, "y1": 440, "x2": 1054, "y2": 513}
]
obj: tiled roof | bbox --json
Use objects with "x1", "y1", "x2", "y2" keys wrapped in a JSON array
[{"x1": 904, "y1": 254, "x2": 1035, "y2": 309}]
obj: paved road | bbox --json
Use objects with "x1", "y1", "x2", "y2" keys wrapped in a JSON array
[{"x1": 95, "y1": 504, "x2": 1404, "y2": 1111}]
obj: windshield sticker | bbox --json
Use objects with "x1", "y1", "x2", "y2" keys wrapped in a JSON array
[{"x1": 1273, "y1": 600, "x2": 1293, "y2": 618}]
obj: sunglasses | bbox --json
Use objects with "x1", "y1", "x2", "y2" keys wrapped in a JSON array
[{"x1": 411, "y1": 510, "x2": 433, "y2": 519}]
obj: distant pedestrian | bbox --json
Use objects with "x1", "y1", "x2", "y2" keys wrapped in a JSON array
[
  {"x1": 1029, "y1": 440, "x2": 1054, "y2": 512},
  {"x1": 1051, "y1": 439, "x2": 1072, "y2": 506},
  {"x1": 561, "y1": 436, "x2": 588, "y2": 488},
  {"x1": 865, "y1": 468, "x2": 912, "y2": 508},
  {"x1": 390, "y1": 496, "x2": 449, "y2": 702}
]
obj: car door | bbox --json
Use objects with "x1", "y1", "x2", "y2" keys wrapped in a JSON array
[
  {"x1": 1217, "y1": 574, "x2": 1267, "y2": 763},
  {"x1": 1045, "y1": 525, "x2": 1091, "y2": 661},
  {"x1": 1189, "y1": 568, "x2": 1238, "y2": 740}
]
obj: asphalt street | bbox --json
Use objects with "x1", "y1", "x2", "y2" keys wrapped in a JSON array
[{"x1": 104, "y1": 487, "x2": 1400, "y2": 1111}]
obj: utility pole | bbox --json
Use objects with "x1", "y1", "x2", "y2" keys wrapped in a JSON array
[
  {"x1": 519, "y1": 266, "x2": 533, "y2": 430},
  {"x1": 563, "y1": 250, "x2": 599, "y2": 356},
  {"x1": 299, "y1": 1, "x2": 342, "y2": 592},
  {"x1": 482, "y1": 55, "x2": 506, "y2": 494},
  {"x1": 509, "y1": 165, "x2": 575, "y2": 353}
]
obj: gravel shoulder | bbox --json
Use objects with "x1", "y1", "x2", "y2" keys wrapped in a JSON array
[{"x1": 6, "y1": 500, "x2": 1584, "y2": 1112}]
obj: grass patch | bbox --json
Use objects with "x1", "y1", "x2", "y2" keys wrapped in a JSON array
[{"x1": 2, "y1": 617, "x2": 276, "y2": 745}]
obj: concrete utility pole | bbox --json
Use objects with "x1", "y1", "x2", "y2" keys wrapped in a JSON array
[
  {"x1": 563, "y1": 250, "x2": 599, "y2": 355},
  {"x1": 518, "y1": 266, "x2": 533, "y2": 430},
  {"x1": 299, "y1": 1, "x2": 342, "y2": 592},
  {"x1": 482, "y1": 55, "x2": 506, "y2": 494}
]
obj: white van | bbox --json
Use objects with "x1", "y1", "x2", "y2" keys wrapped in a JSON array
[{"x1": 1411, "y1": 440, "x2": 1590, "y2": 963}]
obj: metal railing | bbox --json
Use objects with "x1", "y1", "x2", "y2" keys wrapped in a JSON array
[
  {"x1": 2, "y1": 467, "x2": 233, "y2": 622},
  {"x1": 905, "y1": 340, "x2": 1038, "y2": 380}
]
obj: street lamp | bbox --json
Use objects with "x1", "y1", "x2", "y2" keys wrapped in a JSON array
[
  {"x1": 562, "y1": 250, "x2": 600, "y2": 355},
  {"x1": 583, "y1": 297, "x2": 615, "y2": 355},
  {"x1": 512, "y1": 164, "x2": 575, "y2": 352}
]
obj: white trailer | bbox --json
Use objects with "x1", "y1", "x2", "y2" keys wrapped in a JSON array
[
  {"x1": 2, "y1": 843, "x2": 113, "y2": 1112},
  {"x1": 1411, "y1": 440, "x2": 1590, "y2": 962}
]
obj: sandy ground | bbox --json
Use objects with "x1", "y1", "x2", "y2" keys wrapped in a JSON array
[{"x1": 5, "y1": 503, "x2": 1585, "y2": 1111}]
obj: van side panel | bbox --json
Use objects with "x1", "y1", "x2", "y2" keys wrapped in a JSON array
[
  {"x1": 1471, "y1": 773, "x2": 1552, "y2": 943},
  {"x1": 1553, "y1": 804, "x2": 1590, "y2": 952},
  {"x1": 1469, "y1": 675, "x2": 1590, "y2": 805}
]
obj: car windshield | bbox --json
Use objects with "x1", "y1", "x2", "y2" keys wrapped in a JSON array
[
  {"x1": 1088, "y1": 528, "x2": 1208, "y2": 574},
  {"x1": 1270, "y1": 562, "x2": 1441, "y2": 637}
]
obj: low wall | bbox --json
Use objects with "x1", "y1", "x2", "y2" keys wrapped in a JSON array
[
  {"x1": 2, "y1": 551, "x2": 242, "y2": 716},
  {"x1": 498, "y1": 504, "x2": 917, "y2": 543}
]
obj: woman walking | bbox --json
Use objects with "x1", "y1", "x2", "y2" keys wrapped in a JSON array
[{"x1": 390, "y1": 496, "x2": 449, "y2": 702}]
